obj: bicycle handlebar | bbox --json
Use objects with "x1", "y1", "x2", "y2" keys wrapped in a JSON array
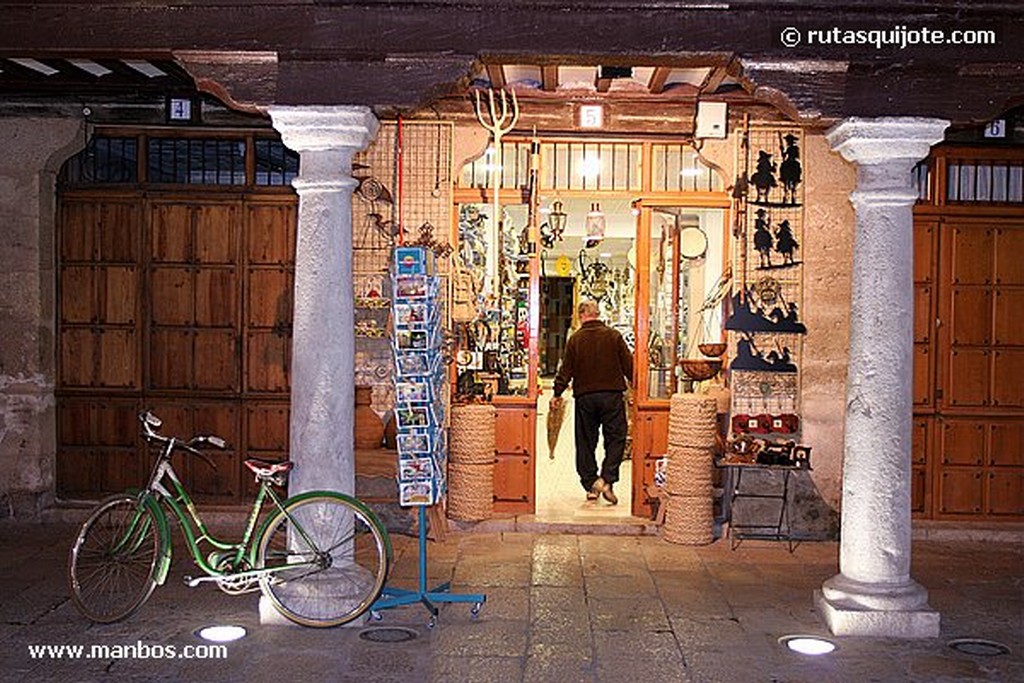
[{"x1": 138, "y1": 410, "x2": 227, "y2": 469}]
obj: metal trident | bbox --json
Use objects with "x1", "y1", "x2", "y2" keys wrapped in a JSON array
[{"x1": 473, "y1": 88, "x2": 519, "y2": 297}]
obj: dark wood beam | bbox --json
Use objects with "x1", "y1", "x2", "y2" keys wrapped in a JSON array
[
  {"x1": 702, "y1": 65, "x2": 730, "y2": 94},
  {"x1": 541, "y1": 65, "x2": 558, "y2": 92},
  {"x1": 648, "y1": 66, "x2": 672, "y2": 94},
  {"x1": 485, "y1": 63, "x2": 505, "y2": 89},
  {"x1": 1, "y1": 3, "x2": 1023, "y2": 123}
]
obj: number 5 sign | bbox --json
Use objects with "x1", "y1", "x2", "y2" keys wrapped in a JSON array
[{"x1": 578, "y1": 105, "x2": 604, "y2": 129}]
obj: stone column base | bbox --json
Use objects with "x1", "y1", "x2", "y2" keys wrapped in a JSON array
[
  {"x1": 258, "y1": 595, "x2": 368, "y2": 628},
  {"x1": 815, "y1": 573, "x2": 940, "y2": 638}
]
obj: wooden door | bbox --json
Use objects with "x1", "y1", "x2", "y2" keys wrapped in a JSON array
[
  {"x1": 911, "y1": 220, "x2": 938, "y2": 515},
  {"x1": 631, "y1": 407, "x2": 669, "y2": 517},
  {"x1": 57, "y1": 191, "x2": 297, "y2": 505},
  {"x1": 149, "y1": 200, "x2": 241, "y2": 393},
  {"x1": 58, "y1": 198, "x2": 143, "y2": 496},
  {"x1": 926, "y1": 218, "x2": 1024, "y2": 519},
  {"x1": 492, "y1": 403, "x2": 536, "y2": 515}
]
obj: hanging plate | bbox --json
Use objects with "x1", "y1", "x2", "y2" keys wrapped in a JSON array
[
  {"x1": 555, "y1": 255, "x2": 573, "y2": 277},
  {"x1": 679, "y1": 226, "x2": 708, "y2": 259}
]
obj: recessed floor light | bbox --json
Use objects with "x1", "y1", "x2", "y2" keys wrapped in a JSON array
[
  {"x1": 948, "y1": 638, "x2": 1010, "y2": 657},
  {"x1": 779, "y1": 635, "x2": 837, "y2": 655},
  {"x1": 359, "y1": 626, "x2": 419, "y2": 643},
  {"x1": 195, "y1": 625, "x2": 247, "y2": 643}
]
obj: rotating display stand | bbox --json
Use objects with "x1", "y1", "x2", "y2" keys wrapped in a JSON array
[
  {"x1": 371, "y1": 246, "x2": 485, "y2": 627},
  {"x1": 371, "y1": 505, "x2": 484, "y2": 627}
]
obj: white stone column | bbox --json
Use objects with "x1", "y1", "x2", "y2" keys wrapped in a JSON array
[
  {"x1": 269, "y1": 106, "x2": 379, "y2": 497},
  {"x1": 816, "y1": 117, "x2": 948, "y2": 638}
]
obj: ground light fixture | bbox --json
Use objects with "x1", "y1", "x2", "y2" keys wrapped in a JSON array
[
  {"x1": 779, "y1": 634, "x2": 837, "y2": 655},
  {"x1": 195, "y1": 625, "x2": 247, "y2": 643}
]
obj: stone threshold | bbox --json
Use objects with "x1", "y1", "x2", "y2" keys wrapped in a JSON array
[
  {"x1": 34, "y1": 504, "x2": 1024, "y2": 543},
  {"x1": 449, "y1": 515, "x2": 660, "y2": 536},
  {"x1": 911, "y1": 520, "x2": 1024, "y2": 543}
]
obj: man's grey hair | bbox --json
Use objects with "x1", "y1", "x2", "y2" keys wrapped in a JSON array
[{"x1": 577, "y1": 300, "x2": 599, "y2": 318}]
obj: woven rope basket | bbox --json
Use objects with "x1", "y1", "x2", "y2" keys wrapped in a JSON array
[
  {"x1": 666, "y1": 394, "x2": 717, "y2": 498},
  {"x1": 664, "y1": 449, "x2": 713, "y2": 496},
  {"x1": 446, "y1": 461, "x2": 494, "y2": 521},
  {"x1": 668, "y1": 423, "x2": 717, "y2": 446},
  {"x1": 450, "y1": 404, "x2": 496, "y2": 465},
  {"x1": 662, "y1": 493, "x2": 714, "y2": 545},
  {"x1": 669, "y1": 393, "x2": 718, "y2": 423}
]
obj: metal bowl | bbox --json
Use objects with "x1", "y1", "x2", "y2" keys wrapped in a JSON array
[
  {"x1": 698, "y1": 342, "x2": 728, "y2": 358},
  {"x1": 679, "y1": 358, "x2": 723, "y2": 381}
]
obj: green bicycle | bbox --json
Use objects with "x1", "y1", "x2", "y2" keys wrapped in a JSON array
[{"x1": 68, "y1": 411, "x2": 391, "y2": 627}]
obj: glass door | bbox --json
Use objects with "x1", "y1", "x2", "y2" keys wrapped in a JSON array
[{"x1": 636, "y1": 205, "x2": 728, "y2": 403}]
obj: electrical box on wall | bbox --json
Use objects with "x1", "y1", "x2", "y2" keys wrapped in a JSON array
[{"x1": 696, "y1": 101, "x2": 728, "y2": 139}]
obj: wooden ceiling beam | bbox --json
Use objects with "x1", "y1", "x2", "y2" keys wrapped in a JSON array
[
  {"x1": 541, "y1": 65, "x2": 558, "y2": 92},
  {"x1": 648, "y1": 66, "x2": 671, "y2": 94},
  {"x1": 701, "y1": 65, "x2": 730, "y2": 94},
  {"x1": 485, "y1": 63, "x2": 506, "y2": 89}
]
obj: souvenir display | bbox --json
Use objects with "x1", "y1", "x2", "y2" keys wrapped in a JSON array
[
  {"x1": 391, "y1": 245, "x2": 447, "y2": 507},
  {"x1": 730, "y1": 124, "x2": 806, "y2": 442}
]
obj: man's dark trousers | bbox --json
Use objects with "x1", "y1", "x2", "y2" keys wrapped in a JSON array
[{"x1": 574, "y1": 390, "x2": 627, "y2": 491}]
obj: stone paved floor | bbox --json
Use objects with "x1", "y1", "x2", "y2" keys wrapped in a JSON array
[{"x1": 1, "y1": 521, "x2": 1021, "y2": 682}]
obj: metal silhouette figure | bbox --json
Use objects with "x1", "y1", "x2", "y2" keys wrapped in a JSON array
[
  {"x1": 774, "y1": 219, "x2": 799, "y2": 265},
  {"x1": 753, "y1": 208, "x2": 773, "y2": 268},
  {"x1": 749, "y1": 150, "x2": 777, "y2": 203},
  {"x1": 731, "y1": 334, "x2": 797, "y2": 373},
  {"x1": 779, "y1": 133, "x2": 802, "y2": 205}
]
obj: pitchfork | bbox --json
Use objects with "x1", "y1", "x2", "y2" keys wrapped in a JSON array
[{"x1": 473, "y1": 88, "x2": 519, "y2": 296}]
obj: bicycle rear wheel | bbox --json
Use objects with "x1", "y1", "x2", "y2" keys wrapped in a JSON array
[
  {"x1": 68, "y1": 494, "x2": 161, "y2": 623},
  {"x1": 256, "y1": 493, "x2": 390, "y2": 627}
]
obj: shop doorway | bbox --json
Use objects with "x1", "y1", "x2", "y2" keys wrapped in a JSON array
[
  {"x1": 533, "y1": 197, "x2": 638, "y2": 521},
  {"x1": 453, "y1": 137, "x2": 730, "y2": 518}
]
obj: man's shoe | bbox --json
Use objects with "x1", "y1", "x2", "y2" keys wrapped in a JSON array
[
  {"x1": 602, "y1": 483, "x2": 618, "y2": 505},
  {"x1": 589, "y1": 477, "x2": 606, "y2": 501},
  {"x1": 586, "y1": 489, "x2": 599, "y2": 501}
]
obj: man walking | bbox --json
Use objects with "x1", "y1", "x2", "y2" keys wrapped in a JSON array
[{"x1": 551, "y1": 300, "x2": 633, "y2": 504}]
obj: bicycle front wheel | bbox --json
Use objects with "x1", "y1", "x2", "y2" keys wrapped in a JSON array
[
  {"x1": 256, "y1": 493, "x2": 389, "y2": 627},
  {"x1": 68, "y1": 494, "x2": 161, "y2": 623}
]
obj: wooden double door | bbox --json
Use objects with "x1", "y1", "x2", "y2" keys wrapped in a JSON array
[
  {"x1": 913, "y1": 213, "x2": 1024, "y2": 520},
  {"x1": 57, "y1": 191, "x2": 298, "y2": 504}
]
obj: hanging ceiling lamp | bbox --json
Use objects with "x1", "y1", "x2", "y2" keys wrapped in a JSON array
[
  {"x1": 548, "y1": 199, "x2": 567, "y2": 242},
  {"x1": 584, "y1": 202, "x2": 605, "y2": 248}
]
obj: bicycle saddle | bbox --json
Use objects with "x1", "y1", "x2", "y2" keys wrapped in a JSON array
[{"x1": 244, "y1": 458, "x2": 295, "y2": 478}]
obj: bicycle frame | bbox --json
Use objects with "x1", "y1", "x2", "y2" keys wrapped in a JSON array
[
  {"x1": 71, "y1": 411, "x2": 392, "y2": 629},
  {"x1": 136, "y1": 434, "x2": 318, "y2": 586}
]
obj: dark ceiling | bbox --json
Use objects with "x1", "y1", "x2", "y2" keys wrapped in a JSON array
[{"x1": 0, "y1": 1, "x2": 1022, "y2": 124}]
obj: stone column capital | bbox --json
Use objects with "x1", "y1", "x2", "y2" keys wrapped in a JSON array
[
  {"x1": 826, "y1": 117, "x2": 949, "y2": 171},
  {"x1": 268, "y1": 105, "x2": 379, "y2": 154}
]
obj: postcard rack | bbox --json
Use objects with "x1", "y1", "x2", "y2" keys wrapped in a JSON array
[{"x1": 372, "y1": 245, "x2": 485, "y2": 626}]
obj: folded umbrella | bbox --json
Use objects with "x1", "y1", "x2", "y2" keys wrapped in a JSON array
[{"x1": 547, "y1": 397, "x2": 566, "y2": 460}]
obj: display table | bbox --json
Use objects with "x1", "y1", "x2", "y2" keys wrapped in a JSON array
[{"x1": 716, "y1": 461, "x2": 810, "y2": 551}]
